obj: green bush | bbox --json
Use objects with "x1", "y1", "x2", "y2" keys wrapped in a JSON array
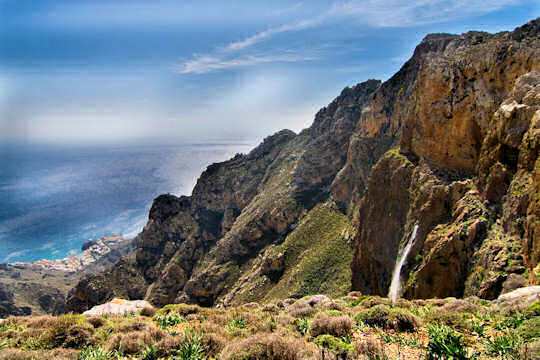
[
  {"x1": 141, "y1": 344, "x2": 159, "y2": 360},
  {"x1": 485, "y1": 332, "x2": 522, "y2": 358},
  {"x1": 314, "y1": 334, "x2": 353, "y2": 355},
  {"x1": 78, "y1": 346, "x2": 115, "y2": 360},
  {"x1": 226, "y1": 318, "x2": 247, "y2": 333},
  {"x1": 154, "y1": 312, "x2": 186, "y2": 329},
  {"x1": 173, "y1": 330, "x2": 206, "y2": 360},
  {"x1": 0, "y1": 338, "x2": 9, "y2": 350},
  {"x1": 495, "y1": 312, "x2": 526, "y2": 330},
  {"x1": 295, "y1": 318, "x2": 310, "y2": 336},
  {"x1": 427, "y1": 324, "x2": 469, "y2": 360},
  {"x1": 526, "y1": 301, "x2": 540, "y2": 317},
  {"x1": 44, "y1": 314, "x2": 95, "y2": 349},
  {"x1": 325, "y1": 309, "x2": 344, "y2": 317},
  {"x1": 517, "y1": 317, "x2": 540, "y2": 341},
  {"x1": 355, "y1": 305, "x2": 419, "y2": 332}
]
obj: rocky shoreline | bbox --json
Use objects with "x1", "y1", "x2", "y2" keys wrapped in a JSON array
[
  {"x1": 0, "y1": 235, "x2": 133, "y2": 317},
  {"x1": 12, "y1": 235, "x2": 130, "y2": 273}
]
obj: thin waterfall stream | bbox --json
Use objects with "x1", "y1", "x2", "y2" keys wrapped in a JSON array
[{"x1": 388, "y1": 224, "x2": 419, "y2": 303}]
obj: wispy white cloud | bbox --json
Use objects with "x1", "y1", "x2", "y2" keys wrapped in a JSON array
[
  {"x1": 2, "y1": 249, "x2": 30, "y2": 263},
  {"x1": 224, "y1": 18, "x2": 322, "y2": 52},
  {"x1": 330, "y1": 0, "x2": 524, "y2": 27},
  {"x1": 178, "y1": 0, "x2": 522, "y2": 75},
  {"x1": 223, "y1": 0, "x2": 523, "y2": 52},
  {"x1": 177, "y1": 53, "x2": 316, "y2": 74}
]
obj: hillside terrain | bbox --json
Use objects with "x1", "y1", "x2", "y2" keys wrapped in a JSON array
[
  {"x1": 1, "y1": 292, "x2": 539, "y2": 359},
  {"x1": 64, "y1": 18, "x2": 540, "y2": 312}
]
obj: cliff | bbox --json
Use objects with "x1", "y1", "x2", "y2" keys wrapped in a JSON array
[{"x1": 66, "y1": 18, "x2": 540, "y2": 313}]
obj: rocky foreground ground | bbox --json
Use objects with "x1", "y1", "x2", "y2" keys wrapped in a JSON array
[{"x1": 0, "y1": 288, "x2": 539, "y2": 359}]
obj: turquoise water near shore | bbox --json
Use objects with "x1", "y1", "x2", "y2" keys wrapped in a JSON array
[{"x1": 0, "y1": 142, "x2": 252, "y2": 263}]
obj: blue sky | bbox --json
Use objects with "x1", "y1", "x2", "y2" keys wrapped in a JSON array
[{"x1": 1, "y1": 0, "x2": 539, "y2": 144}]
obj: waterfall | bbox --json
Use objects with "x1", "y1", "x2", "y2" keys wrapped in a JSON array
[{"x1": 388, "y1": 224, "x2": 419, "y2": 303}]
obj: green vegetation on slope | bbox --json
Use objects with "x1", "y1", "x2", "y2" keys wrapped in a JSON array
[{"x1": 264, "y1": 203, "x2": 355, "y2": 301}]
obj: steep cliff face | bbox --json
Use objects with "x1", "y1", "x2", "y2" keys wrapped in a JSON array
[
  {"x1": 67, "y1": 19, "x2": 540, "y2": 312},
  {"x1": 350, "y1": 19, "x2": 540, "y2": 299}
]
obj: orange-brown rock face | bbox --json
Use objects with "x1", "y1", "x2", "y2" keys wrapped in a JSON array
[{"x1": 350, "y1": 19, "x2": 540, "y2": 299}]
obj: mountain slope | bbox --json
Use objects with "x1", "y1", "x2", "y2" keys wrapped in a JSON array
[
  {"x1": 67, "y1": 80, "x2": 380, "y2": 311},
  {"x1": 67, "y1": 18, "x2": 540, "y2": 312}
]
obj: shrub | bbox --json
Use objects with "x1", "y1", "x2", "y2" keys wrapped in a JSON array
[
  {"x1": 154, "y1": 312, "x2": 186, "y2": 329},
  {"x1": 141, "y1": 344, "x2": 159, "y2": 360},
  {"x1": 390, "y1": 308, "x2": 420, "y2": 332},
  {"x1": 202, "y1": 332, "x2": 227, "y2": 355},
  {"x1": 495, "y1": 311, "x2": 527, "y2": 330},
  {"x1": 354, "y1": 335, "x2": 387, "y2": 360},
  {"x1": 355, "y1": 305, "x2": 419, "y2": 332},
  {"x1": 154, "y1": 335, "x2": 183, "y2": 357},
  {"x1": 78, "y1": 346, "x2": 114, "y2": 360},
  {"x1": 427, "y1": 324, "x2": 469, "y2": 360},
  {"x1": 314, "y1": 334, "x2": 353, "y2": 355},
  {"x1": 173, "y1": 330, "x2": 206, "y2": 360},
  {"x1": 520, "y1": 340, "x2": 540, "y2": 359},
  {"x1": 43, "y1": 316, "x2": 95, "y2": 349},
  {"x1": 158, "y1": 304, "x2": 201, "y2": 317},
  {"x1": 140, "y1": 306, "x2": 157, "y2": 317},
  {"x1": 106, "y1": 328, "x2": 164, "y2": 355},
  {"x1": 517, "y1": 317, "x2": 540, "y2": 341},
  {"x1": 0, "y1": 349, "x2": 78, "y2": 360},
  {"x1": 220, "y1": 333, "x2": 311, "y2": 360},
  {"x1": 86, "y1": 317, "x2": 106, "y2": 329},
  {"x1": 295, "y1": 318, "x2": 310, "y2": 336},
  {"x1": 485, "y1": 332, "x2": 523, "y2": 358},
  {"x1": 423, "y1": 308, "x2": 470, "y2": 330},
  {"x1": 226, "y1": 317, "x2": 247, "y2": 335},
  {"x1": 310, "y1": 314, "x2": 353, "y2": 338},
  {"x1": 0, "y1": 339, "x2": 8, "y2": 350},
  {"x1": 325, "y1": 309, "x2": 344, "y2": 317},
  {"x1": 288, "y1": 300, "x2": 316, "y2": 318}
]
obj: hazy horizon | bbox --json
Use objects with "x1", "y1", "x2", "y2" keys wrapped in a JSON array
[{"x1": 2, "y1": 1, "x2": 539, "y2": 145}]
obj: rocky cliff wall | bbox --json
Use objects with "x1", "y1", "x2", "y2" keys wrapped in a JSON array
[{"x1": 350, "y1": 19, "x2": 540, "y2": 299}]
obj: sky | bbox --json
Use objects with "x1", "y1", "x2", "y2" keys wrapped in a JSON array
[{"x1": 1, "y1": 0, "x2": 539, "y2": 145}]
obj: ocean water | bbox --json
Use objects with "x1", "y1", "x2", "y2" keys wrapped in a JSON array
[{"x1": 0, "y1": 142, "x2": 253, "y2": 263}]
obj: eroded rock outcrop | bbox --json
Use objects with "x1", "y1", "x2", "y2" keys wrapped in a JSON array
[{"x1": 351, "y1": 19, "x2": 540, "y2": 299}]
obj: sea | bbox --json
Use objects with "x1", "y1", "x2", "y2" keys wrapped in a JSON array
[{"x1": 0, "y1": 141, "x2": 253, "y2": 263}]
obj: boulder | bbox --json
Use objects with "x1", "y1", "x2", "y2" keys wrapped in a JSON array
[
  {"x1": 495, "y1": 286, "x2": 540, "y2": 309},
  {"x1": 83, "y1": 298, "x2": 153, "y2": 316}
]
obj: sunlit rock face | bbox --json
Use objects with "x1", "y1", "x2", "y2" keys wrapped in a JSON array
[{"x1": 350, "y1": 19, "x2": 540, "y2": 300}]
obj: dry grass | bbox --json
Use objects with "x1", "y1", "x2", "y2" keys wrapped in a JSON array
[
  {"x1": 220, "y1": 333, "x2": 317, "y2": 360},
  {"x1": 310, "y1": 313, "x2": 353, "y2": 337},
  {"x1": 0, "y1": 296, "x2": 538, "y2": 359}
]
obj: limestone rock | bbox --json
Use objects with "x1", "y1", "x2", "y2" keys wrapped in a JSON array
[
  {"x1": 495, "y1": 286, "x2": 540, "y2": 309},
  {"x1": 83, "y1": 298, "x2": 152, "y2": 316}
]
